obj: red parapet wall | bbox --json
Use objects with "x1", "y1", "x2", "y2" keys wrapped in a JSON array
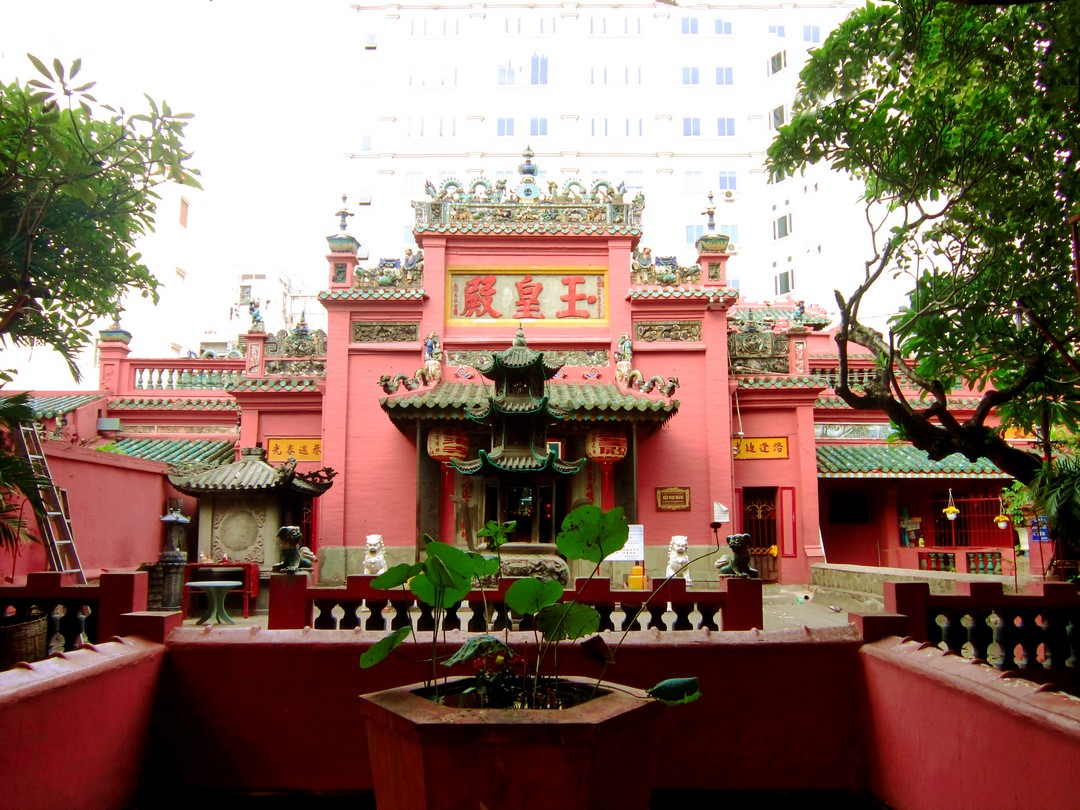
[
  {"x1": 0, "y1": 637, "x2": 166, "y2": 810},
  {"x1": 861, "y1": 637, "x2": 1080, "y2": 808}
]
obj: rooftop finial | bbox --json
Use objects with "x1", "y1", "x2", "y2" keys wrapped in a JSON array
[
  {"x1": 702, "y1": 191, "x2": 716, "y2": 232},
  {"x1": 335, "y1": 194, "x2": 353, "y2": 233},
  {"x1": 518, "y1": 146, "x2": 537, "y2": 178}
]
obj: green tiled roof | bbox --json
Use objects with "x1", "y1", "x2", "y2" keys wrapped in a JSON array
[
  {"x1": 168, "y1": 447, "x2": 334, "y2": 496},
  {"x1": 817, "y1": 444, "x2": 1008, "y2": 479},
  {"x1": 627, "y1": 288, "x2": 721, "y2": 301},
  {"x1": 737, "y1": 375, "x2": 826, "y2": 390},
  {"x1": 98, "y1": 438, "x2": 236, "y2": 466},
  {"x1": 18, "y1": 394, "x2": 106, "y2": 419},
  {"x1": 319, "y1": 289, "x2": 426, "y2": 301},
  {"x1": 382, "y1": 381, "x2": 677, "y2": 423},
  {"x1": 226, "y1": 379, "x2": 322, "y2": 393},
  {"x1": 814, "y1": 394, "x2": 988, "y2": 410},
  {"x1": 109, "y1": 397, "x2": 238, "y2": 412}
]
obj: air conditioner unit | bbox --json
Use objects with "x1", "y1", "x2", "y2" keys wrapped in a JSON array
[{"x1": 722, "y1": 190, "x2": 737, "y2": 202}]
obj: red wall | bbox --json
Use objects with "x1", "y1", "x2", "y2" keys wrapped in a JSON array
[
  {"x1": 861, "y1": 637, "x2": 1080, "y2": 808},
  {"x1": 3, "y1": 442, "x2": 186, "y2": 581},
  {"x1": 0, "y1": 638, "x2": 165, "y2": 810}
]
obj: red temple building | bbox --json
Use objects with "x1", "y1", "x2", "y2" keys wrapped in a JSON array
[{"x1": 4, "y1": 151, "x2": 1032, "y2": 587}]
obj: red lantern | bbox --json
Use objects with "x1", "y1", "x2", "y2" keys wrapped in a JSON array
[
  {"x1": 586, "y1": 428, "x2": 627, "y2": 511},
  {"x1": 427, "y1": 427, "x2": 469, "y2": 462},
  {"x1": 585, "y1": 429, "x2": 628, "y2": 463}
]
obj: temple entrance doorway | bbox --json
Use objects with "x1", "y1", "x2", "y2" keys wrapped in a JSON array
[
  {"x1": 483, "y1": 479, "x2": 568, "y2": 544},
  {"x1": 740, "y1": 487, "x2": 780, "y2": 581}
]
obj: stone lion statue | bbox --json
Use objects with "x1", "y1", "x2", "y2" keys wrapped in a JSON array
[
  {"x1": 363, "y1": 534, "x2": 388, "y2": 576},
  {"x1": 665, "y1": 535, "x2": 692, "y2": 586}
]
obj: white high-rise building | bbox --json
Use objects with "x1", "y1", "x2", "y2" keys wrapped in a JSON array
[{"x1": 344, "y1": 0, "x2": 889, "y2": 318}]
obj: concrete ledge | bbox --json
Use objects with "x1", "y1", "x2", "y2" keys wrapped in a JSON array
[{"x1": 811, "y1": 562, "x2": 1014, "y2": 598}]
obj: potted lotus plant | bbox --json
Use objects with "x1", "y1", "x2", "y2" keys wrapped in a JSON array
[{"x1": 357, "y1": 503, "x2": 700, "y2": 810}]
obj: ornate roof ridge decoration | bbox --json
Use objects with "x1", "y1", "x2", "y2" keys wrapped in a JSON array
[
  {"x1": 729, "y1": 301, "x2": 831, "y2": 332},
  {"x1": 817, "y1": 443, "x2": 1007, "y2": 480},
  {"x1": 412, "y1": 147, "x2": 644, "y2": 236},
  {"x1": 264, "y1": 319, "x2": 328, "y2": 359},
  {"x1": 168, "y1": 445, "x2": 336, "y2": 496}
]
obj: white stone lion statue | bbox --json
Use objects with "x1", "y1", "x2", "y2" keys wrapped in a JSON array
[
  {"x1": 363, "y1": 534, "x2": 388, "y2": 576},
  {"x1": 665, "y1": 535, "x2": 692, "y2": 586}
]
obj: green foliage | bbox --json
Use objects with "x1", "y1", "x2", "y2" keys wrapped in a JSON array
[
  {"x1": 0, "y1": 393, "x2": 49, "y2": 555},
  {"x1": 556, "y1": 504, "x2": 630, "y2": 564},
  {"x1": 359, "y1": 626, "x2": 411, "y2": 670},
  {"x1": 767, "y1": 0, "x2": 1079, "y2": 486},
  {"x1": 365, "y1": 504, "x2": 698, "y2": 708},
  {"x1": 1031, "y1": 457, "x2": 1080, "y2": 551},
  {"x1": 476, "y1": 518, "x2": 515, "y2": 549},
  {"x1": 646, "y1": 678, "x2": 702, "y2": 706},
  {"x1": 1, "y1": 56, "x2": 200, "y2": 381}
]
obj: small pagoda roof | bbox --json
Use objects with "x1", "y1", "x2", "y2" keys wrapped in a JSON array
[
  {"x1": 451, "y1": 448, "x2": 586, "y2": 476},
  {"x1": 473, "y1": 328, "x2": 563, "y2": 379},
  {"x1": 168, "y1": 446, "x2": 336, "y2": 496}
]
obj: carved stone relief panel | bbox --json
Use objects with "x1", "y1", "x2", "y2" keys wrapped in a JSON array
[
  {"x1": 211, "y1": 497, "x2": 268, "y2": 564},
  {"x1": 353, "y1": 322, "x2": 420, "y2": 343},
  {"x1": 634, "y1": 321, "x2": 702, "y2": 342},
  {"x1": 728, "y1": 332, "x2": 791, "y2": 374}
]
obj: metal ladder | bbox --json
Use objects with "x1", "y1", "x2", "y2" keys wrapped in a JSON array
[{"x1": 14, "y1": 424, "x2": 86, "y2": 583}]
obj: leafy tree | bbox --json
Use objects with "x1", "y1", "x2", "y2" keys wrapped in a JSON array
[
  {"x1": 768, "y1": 0, "x2": 1079, "y2": 549},
  {"x1": 0, "y1": 392, "x2": 46, "y2": 556},
  {"x1": 1, "y1": 55, "x2": 201, "y2": 381}
]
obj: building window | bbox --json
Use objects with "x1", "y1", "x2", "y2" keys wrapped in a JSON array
[
  {"x1": 771, "y1": 105, "x2": 787, "y2": 130},
  {"x1": 684, "y1": 170, "x2": 704, "y2": 192},
  {"x1": 591, "y1": 118, "x2": 609, "y2": 136},
  {"x1": 178, "y1": 197, "x2": 189, "y2": 228},
  {"x1": 717, "y1": 117, "x2": 735, "y2": 137},
  {"x1": 769, "y1": 51, "x2": 787, "y2": 75},
  {"x1": 497, "y1": 117, "x2": 515, "y2": 137},
  {"x1": 498, "y1": 63, "x2": 515, "y2": 85},
  {"x1": 715, "y1": 18, "x2": 732, "y2": 35},
  {"x1": 364, "y1": 34, "x2": 378, "y2": 50},
  {"x1": 624, "y1": 117, "x2": 643, "y2": 137},
  {"x1": 686, "y1": 224, "x2": 704, "y2": 243},
  {"x1": 504, "y1": 17, "x2": 521, "y2": 34},
  {"x1": 769, "y1": 24, "x2": 785, "y2": 37},
  {"x1": 803, "y1": 25, "x2": 821, "y2": 43},
  {"x1": 773, "y1": 214, "x2": 792, "y2": 240},
  {"x1": 531, "y1": 54, "x2": 548, "y2": 84},
  {"x1": 530, "y1": 117, "x2": 548, "y2": 136},
  {"x1": 719, "y1": 224, "x2": 740, "y2": 243},
  {"x1": 625, "y1": 170, "x2": 644, "y2": 190},
  {"x1": 681, "y1": 16, "x2": 698, "y2": 34},
  {"x1": 715, "y1": 66, "x2": 733, "y2": 85},
  {"x1": 681, "y1": 66, "x2": 699, "y2": 85},
  {"x1": 683, "y1": 117, "x2": 701, "y2": 136},
  {"x1": 360, "y1": 135, "x2": 372, "y2": 151},
  {"x1": 591, "y1": 66, "x2": 608, "y2": 85},
  {"x1": 239, "y1": 285, "x2": 252, "y2": 305},
  {"x1": 718, "y1": 171, "x2": 737, "y2": 191},
  {"x1": 775, "y1": 269, "x2": 795, "y2": 295},
  {"x1": 590, "y1": 16, "x2": 607, "y2": 35}
]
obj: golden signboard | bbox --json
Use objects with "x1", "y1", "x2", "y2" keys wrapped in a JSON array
[
  {"x1": 267, "y1": 438, "x2": 322, "y2": 462},
  {"x1": 733, "y1": 437, "x2": 789, "y2": 460},
  {"x1": 655, "y1": 486, "x2": 691, "y2": 512},
  {"x1": 447, "y1": 267, "x2": 608, "y2": 325}
]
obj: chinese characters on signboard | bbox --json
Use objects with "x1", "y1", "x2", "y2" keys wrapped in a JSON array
[
  {"x1": 448, "y1": 269, "x2": 607, "y2": 324},
  {"x1": 268, "y1": 438, "x2": 322, "y2": 462},
  {"x1": 733, "y1": 437, "x2": 789, "y2": 460},
  {"x1": 655, "y1": 487, "x2": 692, "y2": 512}
]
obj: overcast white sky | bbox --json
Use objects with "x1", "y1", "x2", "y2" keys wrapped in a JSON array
[{"x1": 1, "y1": 0, "x2": 359, "y2": 294}]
